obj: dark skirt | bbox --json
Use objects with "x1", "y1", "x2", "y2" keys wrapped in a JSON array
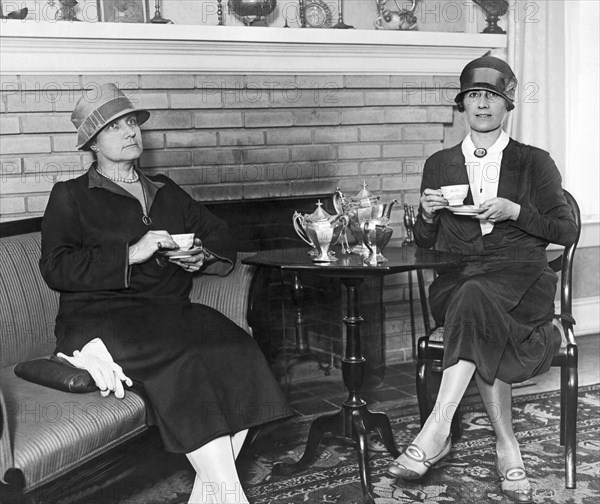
[
  {"x1": 55, "y1": 300, "x2": 291, "y2": 453},
  {"x1": 429, "y1": 261, "x2": 562, "y2": 384}
]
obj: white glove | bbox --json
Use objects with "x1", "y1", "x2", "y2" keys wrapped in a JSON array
[{"x1": 57, "y1": 338, "x2": 133, "y2": 399}]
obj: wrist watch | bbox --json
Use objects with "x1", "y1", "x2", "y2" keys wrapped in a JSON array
[{"x1": 303, "y1": 0, "x2": 333, "y2": 28}]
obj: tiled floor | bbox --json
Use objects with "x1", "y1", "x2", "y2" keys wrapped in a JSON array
[{"x1": 284, "y1": 333, "x2": 600, "y2": 416}]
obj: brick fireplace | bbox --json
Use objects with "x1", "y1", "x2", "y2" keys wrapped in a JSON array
[{"x1": 0, "y1": 22, "x2": 505, "y2": 364}]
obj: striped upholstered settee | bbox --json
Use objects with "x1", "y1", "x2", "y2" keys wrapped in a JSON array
[{"x1": 0, "y1": 218, "x2": 257, "y2": 504}]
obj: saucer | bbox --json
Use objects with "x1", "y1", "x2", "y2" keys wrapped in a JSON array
[
  {"x1": 158, "y1": 246, "x2": 204, "y2": 259},
  {"x1": 445, "y1": 205, "x2": 486, "y2": 216}
]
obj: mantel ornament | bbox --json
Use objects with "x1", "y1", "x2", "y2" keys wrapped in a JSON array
[
  {"x1": 301, "y1": 0, "x2": 333, "y2": 29},
  {"x1": 149, "y1": 0, "x2": 172, "y2": 24},
  {"x1": 228, "y1": 0, "x2": 277, "y2": 26},
  {"x1": 47, "y1": 0, "x2": 80, "y2": 21},
  {"x1": 472, "y1": 0, "x2": 509, "y2": 34},
  {"x1": 375, "y1": 0, "x2": 419, "y2": 31},
  {"x1": 0, "y1": 2, "x2": 28, "y2": 18},
  {"x1": 332, "y1": 0, "x2": 353, "y2": 29}
]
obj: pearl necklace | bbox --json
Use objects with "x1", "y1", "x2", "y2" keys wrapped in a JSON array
[{"x1": 98, "y1": 169, "x2": 139, "y2": 184}]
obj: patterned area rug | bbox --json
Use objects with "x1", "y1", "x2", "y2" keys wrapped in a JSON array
[{"x1": 91, "y1": 384, "x2": 600, "y2": 504}]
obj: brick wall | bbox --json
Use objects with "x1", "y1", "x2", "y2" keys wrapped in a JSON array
[{"x1": 0, "y1": 72, "x2": 468, "y2": 362}]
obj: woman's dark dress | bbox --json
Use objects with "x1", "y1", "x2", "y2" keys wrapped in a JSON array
[
  {"x1": 413, "y1": 139, "x2": 578, "y2": 384},
  {"x1": 40, "y1": 166, "x2": 291, "y2": 453}
]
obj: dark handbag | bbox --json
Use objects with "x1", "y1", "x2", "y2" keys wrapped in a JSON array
[{"x1": 14, "y1": 354, "x2": 97, "y2": 393}]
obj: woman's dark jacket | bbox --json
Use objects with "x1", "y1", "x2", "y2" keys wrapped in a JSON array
[
  {"x1": 414, "y1": 138, "x2": 577, "y2": 261},
  {"x1": 40, "y1": 165, "x2": 235, "y2": 323},
  {"x1": 412, "y1": 139, "x2": 578, "y2": 383}
]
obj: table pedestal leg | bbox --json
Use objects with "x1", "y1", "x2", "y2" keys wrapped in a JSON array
[
  {"x1": 272, "y1": 277, "x2": 400, "y2": 504},
  {"x1": 284, "y1": 272, "x2": 332, "y2": 377}
]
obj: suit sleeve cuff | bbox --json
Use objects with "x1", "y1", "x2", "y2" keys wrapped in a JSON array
[
  {"x1": 201, "y1": 248, "x2": 234, "y2": 276},
  {"x1": 513, "y1": 205, "x2": 535, "y2": 230}
]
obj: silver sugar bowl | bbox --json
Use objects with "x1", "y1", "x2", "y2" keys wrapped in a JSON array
[{"x1": 293, "y1": 201, "x2": 348, "y2": 262}]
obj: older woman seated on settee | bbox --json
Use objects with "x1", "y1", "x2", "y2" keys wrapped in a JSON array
[{"x1": 33, "y1": 83, "x2": 290, "y2": 504}]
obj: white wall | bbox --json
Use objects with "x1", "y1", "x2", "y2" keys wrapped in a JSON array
[{"x1": 564, "y1": 0, "x2": 600, "y2": 221}]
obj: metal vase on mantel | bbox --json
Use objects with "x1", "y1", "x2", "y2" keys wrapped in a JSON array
[{"x1": 228, "y1": 0, "x2": 277, "y2": 25}]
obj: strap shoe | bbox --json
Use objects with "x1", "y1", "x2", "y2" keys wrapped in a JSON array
[
  {"x1": 387, "y1": 435, "x2": 452, "y2": 480},
  {"x1": 495, "y1": 457, "x2": 533, "y2": 503}
]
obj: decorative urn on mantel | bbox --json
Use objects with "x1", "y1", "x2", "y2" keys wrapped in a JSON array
[
  {"x1": 375, "y1": 0, "x2": 420, "y2": 31},
  {"x1": 48, "y1": 0, "x2": 80, "y2": 21},
  {"x1": 228, "y1": 0, "x2": 277, "y2": 25},
  {"x1": 472, "y1": 0, "x2": 509, "y2": 34}
]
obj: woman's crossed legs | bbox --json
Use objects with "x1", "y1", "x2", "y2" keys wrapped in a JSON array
[{"x1": 387, "y1": 360, "x2": 532, "y2": 501}]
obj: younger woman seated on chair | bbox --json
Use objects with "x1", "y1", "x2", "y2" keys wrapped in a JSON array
[{"x1": 386, "y1": 56, "x2": 577, "y2": 503}]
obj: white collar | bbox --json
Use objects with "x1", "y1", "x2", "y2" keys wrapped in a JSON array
[{"x1": 462, "y1": 130, "x2": 510, "y2": 159}]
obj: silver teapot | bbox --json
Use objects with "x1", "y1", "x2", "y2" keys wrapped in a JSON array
[
  {"x1": 333, "y1": 181, "x2": 379, "y2": 216},
  {"x1": 334, "y1": 183, "x2": 396, "y2": 254},
  {"x1": 293, "y1": 201, "x2": 348, "y2": 262},
  {"x1": 360, "y1": 217, "x2": 394, "y2": 265}
]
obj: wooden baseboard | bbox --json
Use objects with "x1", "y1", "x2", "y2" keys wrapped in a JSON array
[{"x1": 573, "y1": 296, "x2": 600, "y2": 336}]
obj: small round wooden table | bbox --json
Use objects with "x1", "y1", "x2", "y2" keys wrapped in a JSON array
[{"x1": 243, "y1": 245, "x2": 462, "y2": 504}]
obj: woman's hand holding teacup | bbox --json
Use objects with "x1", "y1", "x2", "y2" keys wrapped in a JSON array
[
  {"x1": 169, "y1": 238, "x2": 205, "y2": 273},
  {"x1": 475, "y1": 198, "x2": 520, "y2": 223},
  {"x1": 128, "y1": 230, "x2": 178, "y2": 265},
  {"x1": 420, "y1": 188, "x2": 448, "y2": 222}
]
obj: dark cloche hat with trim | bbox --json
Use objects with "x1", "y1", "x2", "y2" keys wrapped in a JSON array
[
  {"x1": 71, "y1": 83, "x2": 150, "y2": 150},
  {"x1": 455, "y1": 55, "x2": 518, "y2": 111}
]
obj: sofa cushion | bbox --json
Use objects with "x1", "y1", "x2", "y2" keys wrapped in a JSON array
[
  {"x1": 0, "y1": 232, "x2": 58, "y2": 368},
  {"x1": 14, "y1": 356, "x2": 96, "y2": 393},
  {"x1": 1, "y1": 367, "x2": 148, "y2": 492}
]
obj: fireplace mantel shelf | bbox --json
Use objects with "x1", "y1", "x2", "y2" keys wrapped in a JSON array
[{"x1": 0, "y1": 20, "x2": 506, "y2": 75}]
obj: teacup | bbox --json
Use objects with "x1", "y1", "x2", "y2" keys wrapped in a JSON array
[
  {"x1": 440, "y1": 184, "x2": 469, "y2": 206},
  {"x1": 171, "y1": 233, "x2": 195, "y2": 250}
]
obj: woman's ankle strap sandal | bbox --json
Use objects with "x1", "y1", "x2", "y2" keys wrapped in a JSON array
[
  {"x1": 495, "y1": 462, "x2": 533, "y2": 503},
  {"x1": 387, "y1": 435, "x2": 452, "y2": 480}
]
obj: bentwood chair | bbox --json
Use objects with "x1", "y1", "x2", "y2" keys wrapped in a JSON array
[{"x1": 415, "y1": 190, "x2": 581, "y2": 489}]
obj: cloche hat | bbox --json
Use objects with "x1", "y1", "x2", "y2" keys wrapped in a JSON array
[
  {"x1": 455, "y1": 55, "x2": 517, "y2": 111},
  {"x1": 71, "y1": 83, "x2": 150, "y2": 150}
]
